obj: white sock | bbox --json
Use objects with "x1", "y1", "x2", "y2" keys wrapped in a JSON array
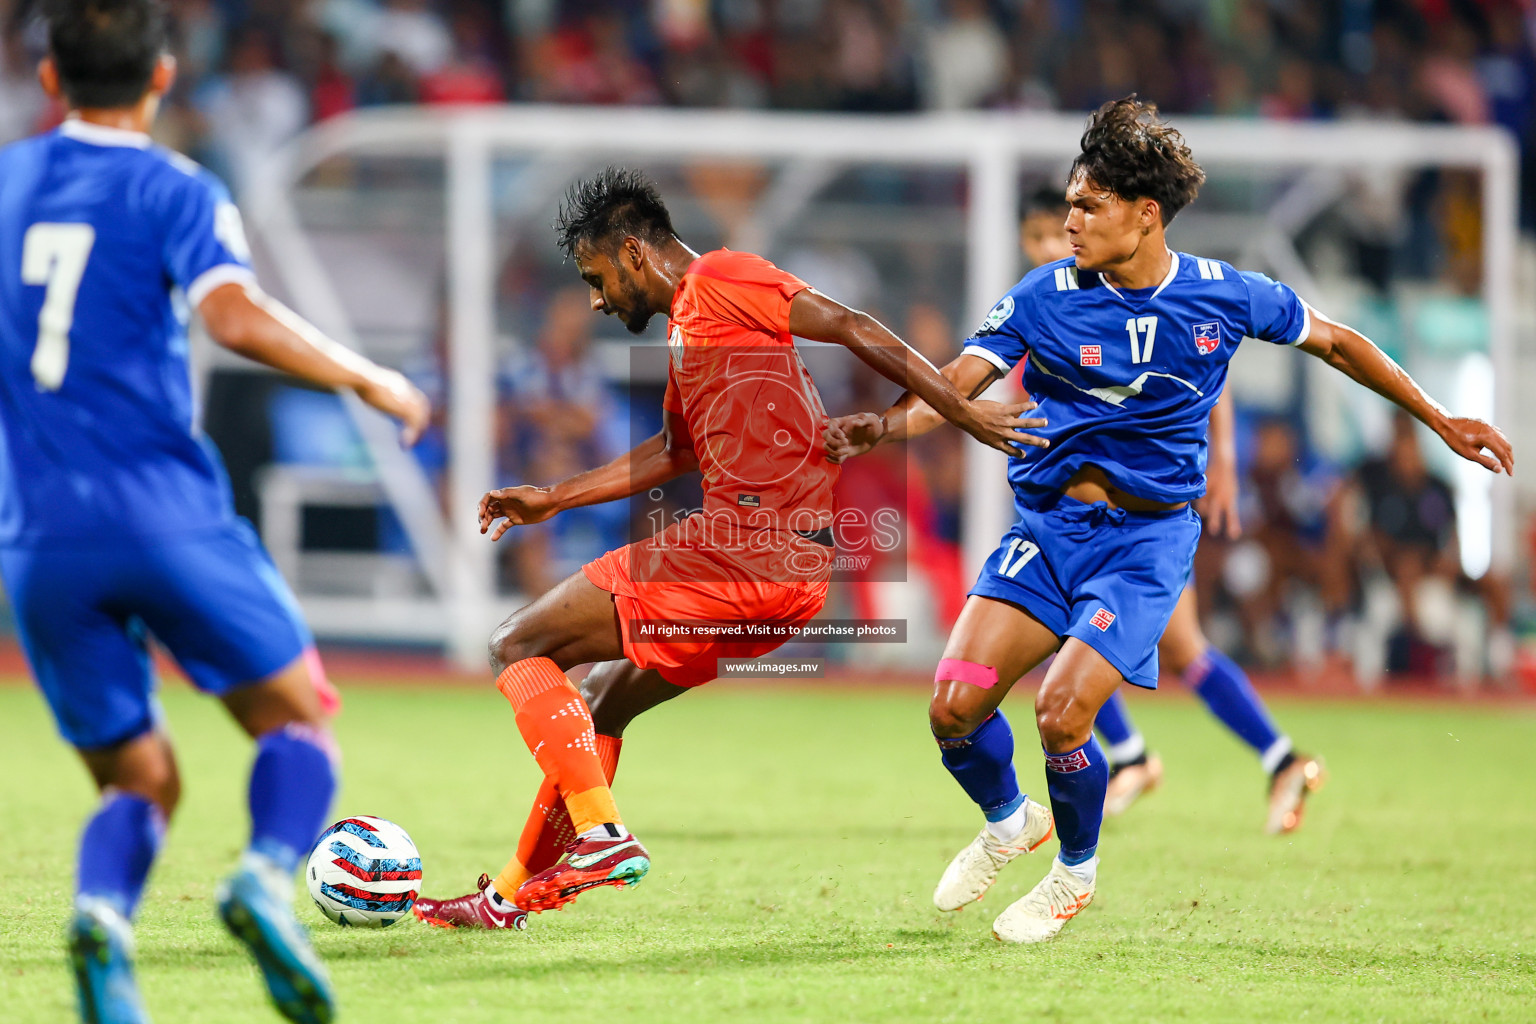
[
  {"x1": 1260, "y1": 736, "x2": 1294, "y2": 775},
  {"x1": 579, "y1": 823, "x2": 629, "y2": 842},
  {"x1": 1107, "y1": 732, "x2": 1146, "y2": 766},
  {"x1": 985, "y1": 801, "x2": 1028, "y2": 841},
  {"x1": 1059, "y1": 855, "x2": 1098, "y2": 885},
  {"x1": 486, "y1": 886, "x2": 518, "y2": 911}
]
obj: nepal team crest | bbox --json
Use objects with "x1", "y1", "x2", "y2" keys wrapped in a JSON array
[{"x1": 1192, "y1": 321, "x2": 1221, "y2": 355}]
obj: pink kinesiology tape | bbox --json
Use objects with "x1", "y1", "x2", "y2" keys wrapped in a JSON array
[{"x1": 935, "y1": 658, "x2": 999, "y2": 689}]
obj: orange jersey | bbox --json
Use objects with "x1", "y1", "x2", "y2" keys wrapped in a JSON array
[{"x1": 663, "y1": 249, "x2": 839, "y2": 535}]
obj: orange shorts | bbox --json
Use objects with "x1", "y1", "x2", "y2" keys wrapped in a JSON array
[{"x1": 582, "y1": 517, "x2": 830, "y2": 687}]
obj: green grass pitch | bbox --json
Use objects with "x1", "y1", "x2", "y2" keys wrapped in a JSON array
[{"x1": 2, "y1": 677, "x2": 1534, "y2": 1023}]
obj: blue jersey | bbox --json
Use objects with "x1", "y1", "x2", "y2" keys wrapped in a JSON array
[
  {"x1": 0, "y1": 119, "x2": 255, "y2": 546},
  {"x1": 962, "y1": 253, "x2": 1310, "y2": 505}
]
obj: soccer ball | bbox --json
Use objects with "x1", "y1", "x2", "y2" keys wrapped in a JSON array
[{"x1": 305, "y1": 816, "x2": 422, "y2": 927}]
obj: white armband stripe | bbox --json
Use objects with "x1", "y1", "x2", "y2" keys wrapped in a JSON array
[
  {"x1": 187, "y1": 264, "x2": 257, "y2": 309},
  {"x1": 962, "y1": 344, "x2": 1014, "y2": 373},
  {"x1": 1290, "y1": 302, "x2": 1313, "y2": 347}
]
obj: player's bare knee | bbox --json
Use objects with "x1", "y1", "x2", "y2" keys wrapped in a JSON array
[
  {"x1": 1034, "y1": 691, "x2": 1088, "y2": 752},
  {"x1": 929, "y1": 697, "x2": 984, "y2": 739},
  {"x1": 487, "y1": 612, "x2": 538, "y2": 674},
  {"x1": 115, "y1": 755, "x2": 181, "y2": 817}
]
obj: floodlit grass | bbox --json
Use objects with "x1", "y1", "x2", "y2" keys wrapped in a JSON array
[{"x1": 2, "y1": 678, "x2": 1533, "y2": 1022}]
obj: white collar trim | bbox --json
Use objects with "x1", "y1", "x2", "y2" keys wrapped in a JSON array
[
  {"x1": 59, "y1": 118, "x2": 151, "y2": 149},
  {"x1": 1101, "y1": 251, "x2": 1180, "y2": 302}
]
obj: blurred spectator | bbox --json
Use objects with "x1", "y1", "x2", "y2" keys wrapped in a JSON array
[
  {"x1": 356, "y1": 50, "x2": 419, "y2": 106},
  {"x1": 921, "y1": 0, "x2": 1007, "y2": 110},
  {"x1": 299, "y1": 31, "x2": 357, "y2": 121},
  {"x1": 496, "y1": 286, "x2": 627, "y2": 594},
  {"x1": 1208, "y1": 418, "x2": 1347, "y2": 666},
  {"x1": 500, "y1": 285, "x2": 622, "y2": 474},
  {"x1": 1344, "y1": 411, "x2": 1511, "y2": 684},
  {"x1": 0, "y1": 21, "x2": 45, "y2": 142},
  {"x1": 194, "y1": 30, "x2": 308, "y2": 194},
  {"x1": 373, "y1": 0, "x2": 454, "y2": 77}
]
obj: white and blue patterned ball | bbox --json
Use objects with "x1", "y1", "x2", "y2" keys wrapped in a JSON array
[{"x1": 305, "y1": 816, "x2": 422, "y2": 927}]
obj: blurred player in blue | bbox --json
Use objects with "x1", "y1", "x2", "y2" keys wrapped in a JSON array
[
  {"x1": 0, "y1": 1, "x2": 429, "y2": 1019},
  {"x1": 1020, "y1": 186, "x2": 1325, "y2": 834},
  {"x1": 826, "y1": 96, "x2": 1511, "y2": 943}
]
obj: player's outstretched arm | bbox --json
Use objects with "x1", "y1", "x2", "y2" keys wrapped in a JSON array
[
  {"x1": 788, "y1": 289, "x2": 1045, "y2": 457},
  {"x1": 199, "y1": 282, "x2": 430, "y2": 445},
  {"x1": 1299, "y1": 312, "x2": 1513, "y2": 475},
  {"x1": 824, "y1": 352, "x2": 1033, "y2": 462},
  {"x1": 479, "y1": 409, "x2": 699, "y2": 541}
]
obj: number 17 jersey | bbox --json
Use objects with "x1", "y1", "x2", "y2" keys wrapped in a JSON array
[
  {"x1": 962, "y1": 253, "x2": 1311, "y2": 505},
  {"x1": 0, "y1": 120, "x2": 254, "y2": 546}
]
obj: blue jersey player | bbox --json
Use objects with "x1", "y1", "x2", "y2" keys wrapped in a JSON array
[
  {"x1": 1021, "y1": 184, "x2": 1326, "y2": 834},
  {"x1": 0, "y1": 1, "x2": 429, "y2": 1020},
  {"x1": 826, "y1": 97, "x2": 1511, "y2": 943}
]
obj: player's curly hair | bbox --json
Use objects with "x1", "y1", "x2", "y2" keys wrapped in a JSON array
[
  {"x1": 555, "y1": 167, "x2": 677, "y2": 259},
  {"x1": 45, "y1": 0, "x2": 168, "y2": 108},
  {"x1": 1070, "y1": 96, "x2": 1205, "y2": 225}
]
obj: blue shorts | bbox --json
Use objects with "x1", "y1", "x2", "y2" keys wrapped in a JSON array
[
  {"x1": 969, "y1": 494, "x2": 1200, "y2": 688},
  {"x1": 0, "y1": 520, "x2": 311, "y2": 750}
]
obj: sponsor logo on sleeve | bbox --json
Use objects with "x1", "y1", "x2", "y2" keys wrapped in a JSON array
[
  {"x1": 1192, "y1": 321, "x2": 1221, "y2": 355},
  {"x1": 1089, "y1": 607, "x2": 1115, "y2": 631},
  {"x1": 1080, "y1": 345, "x2": 1102, "y2": 366},
  {"x1": 737, "y1": 494, "x2": 761, "y2": 507}
]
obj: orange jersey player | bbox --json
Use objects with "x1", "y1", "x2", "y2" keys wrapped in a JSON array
[{"x1": 413, "y1": 167, "x2": 1045, "y2": 930}]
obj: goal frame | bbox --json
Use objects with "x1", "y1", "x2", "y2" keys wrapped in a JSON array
[{"x1": 245, "y1": 106, "x2": 1519, "y2": 669}]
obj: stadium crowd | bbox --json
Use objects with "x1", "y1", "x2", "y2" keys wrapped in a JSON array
[{"x1": 1, "y1": 0, "x2": 1534, "y2": 215}]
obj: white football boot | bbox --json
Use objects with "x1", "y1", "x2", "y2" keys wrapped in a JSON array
[
  {"x1": 933, "y1": 797, "x2": 1054, "y2": 912},
  {"x1": 1265, "y1": 753, "x2": 1326, "y2": 834},
  {"x1": 1103, "y1": 753, "x2": 1164, "y2": 817},
  {"x1": 991, "y1": 857, "x2": 1095, "y2": 944}
]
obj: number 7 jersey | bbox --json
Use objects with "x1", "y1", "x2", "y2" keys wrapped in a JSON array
[
  {"x1": 962, "y1": 252, "x2": 1311, "y2": 505},
  {"x1": 0, "y1": 120, "x2": 254, "y2": 545}
]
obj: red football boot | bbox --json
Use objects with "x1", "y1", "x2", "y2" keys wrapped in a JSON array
[
  {"x1": 515, "y1": 827, "x2": 650, "y2": 913},
  {"x1": 413, "y1": 874, "x2": 528, "y2": 930}
]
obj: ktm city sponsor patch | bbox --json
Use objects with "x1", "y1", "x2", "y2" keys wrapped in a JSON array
[
  {"x1": 1044, "y1": 749, "x2": 1092, "y2": 773},
  {"x1": 1080, "y1": 345, "x2": 1102, "y2": 366},
  {"x1": 1192, "y1": 321, "x2": 1221, "y2": 355},
  {"x1": 1089, "y1": 607, "x2": 1115, "y2": 631}
]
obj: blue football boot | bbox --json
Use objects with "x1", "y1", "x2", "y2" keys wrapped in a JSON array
[
  {"x1": 68, "y1": 896, "x2": 149, "y2": 1024},
  {"x1": 216, "y1": 852, "x2": 335, "y2": 1024}
]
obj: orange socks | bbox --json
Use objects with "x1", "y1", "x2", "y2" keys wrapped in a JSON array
[
  {"x1": 496, "y1": 656, "x2": 622, "y2": 840},
  {"x1": 492, "y1": 733, "x2": 621, "y2": 900}
]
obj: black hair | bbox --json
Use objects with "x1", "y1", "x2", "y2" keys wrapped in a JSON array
[
  {"x1": 1069, "y1": 95, "x2": 1205, "y2": 225},
  {"x1": 46, "y1": 0, "x2": 166, "y2": 108},
  {"x1": 1021, "y1": 183, "x2": 1069, "y2": 218},
  {"x1": 554, "y1": 167, "x2": 677, "y2": 259}
]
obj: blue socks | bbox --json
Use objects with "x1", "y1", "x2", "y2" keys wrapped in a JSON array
[
  {"x1": 1092, "y1": 691, "x2": 1147, "y2": 766},
  {"x1": 1043, "y1": 735, "x2": 1108, "y2": 865},
  {"x1": 1186, "y1": 649, "x2": 1292, "y2": 771},
  {"x1": 248, "y1": 724, "x2": 338, "y2": 872},
  {"x1": 76, "y1": 792, "x2": 166, "y2": 918},
  {"x1": 936, "y1": 712, "x2": 1024, "y2": 820}
]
